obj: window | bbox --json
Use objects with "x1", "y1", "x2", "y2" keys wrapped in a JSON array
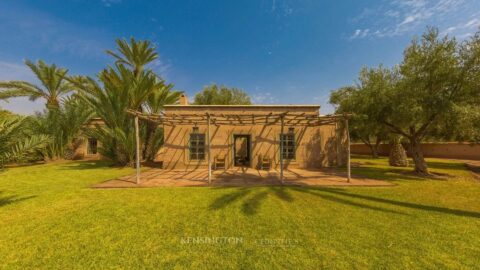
[
  {"x1": 280, "y1": 129, "x2": 295, "y2": 160},
  {"x1": 189, "y1": 133, "x2": 205, "y2": 160},
  {"x1": 87, "y1": 138, "x2": 98, "y2": 155}
]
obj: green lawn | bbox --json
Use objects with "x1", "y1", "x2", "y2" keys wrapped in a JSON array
[{"x1": 1, "y1": 157, "x2": 479, "y2": 269}]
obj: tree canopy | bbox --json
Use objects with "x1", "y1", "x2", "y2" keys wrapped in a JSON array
[
  {"x1": 0, "y1": 60, "x2": 72, "y2": 109},
  {"x1": 71, "y1": 38, "x2": 181, "y2": 165},
  {"x1": 331, "y1": 28, "x2": 480, "y2": 174},
  {"x1": 193, "y1": 84, "x2": 251, "y2": 105}
]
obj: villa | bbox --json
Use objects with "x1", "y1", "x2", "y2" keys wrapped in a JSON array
[{"x1": 75, "y1": 94, "x2": 348, "y2": 171}]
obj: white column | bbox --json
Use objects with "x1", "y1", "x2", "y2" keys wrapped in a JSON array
[
  {"x1": 345, "y1": 116, "x2": 351, "y2": 183},
  {"x1": 280, "y1": 115, "x2": 284, "y2": 184},
  {"x1": 135, "y1": 115, "x2": 141, "y2": 184},
  {"x1": 207, "y1": 113, "x2": 211, "y2": 184}
]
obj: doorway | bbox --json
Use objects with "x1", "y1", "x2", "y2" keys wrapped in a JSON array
[{"x1": 233, "y1": 135, "x2": 251, "y2": 167}]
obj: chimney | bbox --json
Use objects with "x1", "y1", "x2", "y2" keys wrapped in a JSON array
[{"x1": 179, "y1": 93, "x2": 188, "y2": 105}]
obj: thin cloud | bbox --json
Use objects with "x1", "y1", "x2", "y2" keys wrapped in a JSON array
[
  {"x1": 150, "y1": 58, "x2": 172, "y2": 82},
  {"x1": 0, "y1": 61, "x2": 35, "y2": 81},
  {"x1": 101, "y1": 0, "x2": 121, "y2": 7},
  {"x1": 0, "y1": 5, "x2": 109, "y2": 58},
  {"x1": 251, "y1": 91, "x2": 278, "y2": 104},
  {"x1": 350, "y1": 29, "x2": 370, "y2": 40},
  {"x1": 349, "y1": 0, "x2": 478, "y2": 39},
  {"x1": 0, "y1": 60, "x2": 43, "y2": 114},
  {"x1": 441, "y1": 16, "x2": 480, "y2": 38}
]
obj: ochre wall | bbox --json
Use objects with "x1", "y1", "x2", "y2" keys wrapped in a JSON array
[
  {"x1": 156, "y1": 106, "x2": 346, "y2": 170},
  {"x1": 72, "y1": 137, "x2": 102, "y2": 160},
  {"x1": 72, "y1": 118, "x2": 103, "y2": 160},
  {"x1": 350, "y1": 142, "x2": 480, "y2": 160}
]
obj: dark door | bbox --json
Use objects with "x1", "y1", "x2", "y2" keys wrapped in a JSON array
[{"x1": 233, "y1": 135, "x2": 251, "y2": 167}]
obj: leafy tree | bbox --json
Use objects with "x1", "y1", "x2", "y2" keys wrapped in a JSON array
[
  {"x1": 193, "y1": 84, "x2": 251, "y2": 105},
  {"x1": 0, "y1": 60, "x2": 72, "y2": 109},
  {"x1": 0, "y1": 114, "x2": 49, "y2": 167},
  {"x1": 330, "y1": 83, "x2": 390, "y2": 158},
  {"x1": 358, "y1": 28, "x2": 480, "y2": 174}
]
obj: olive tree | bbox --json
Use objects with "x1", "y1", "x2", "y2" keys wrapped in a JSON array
[{"x1": 365, "y1": 29, "x2": 480, "y2": 174}]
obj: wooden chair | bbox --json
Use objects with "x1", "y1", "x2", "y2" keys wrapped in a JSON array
[
  {"x1": 214, "y1": 155, "x2": 226, "y2": 170},
  {"x1": 260, "y1": 156, "x2": 271, "y2": 171}
]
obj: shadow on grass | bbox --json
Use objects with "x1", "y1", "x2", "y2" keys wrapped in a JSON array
[
  {"x1": 209, "y1": 187, "x2": 295, "y2": 215},
  {"x1": 209, "y1": 188, "x2": 251, "y2": 210},
  {"x1": 426, "y1": 160, "x2": 466, "y2": 171},
  {"x1": 58, "y1": 160, "x2": 115, "y2": 170},
  {"x1": 352, "y1": 166, "x2": 427, "y2": 182},
  {"x1": 298, "y1": 188, "x2": 480, "y2": 219},
  {"x1": 0, "y1": 192, "x2": 36, "y2": 208},
  {"x1": 242, "y1": 191, "x2": 269, "y2": 215},
  {"x1": 290, "y1": 187, "x2": 407, "y2": 215},
  {"x1": 209, "y1": 185, "x2": 480, "y2": 218},
  {"x1": 209, "y1": 186, "x2": 404, "y2": 216}
]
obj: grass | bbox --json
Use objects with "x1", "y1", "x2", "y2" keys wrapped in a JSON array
[{"x1": 0, "y1": 157, "x2": 479, "y2": 269}]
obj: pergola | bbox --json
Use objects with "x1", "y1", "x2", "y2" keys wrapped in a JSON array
[{"x1": 127, "y1": 109, "x2": 351, "y2": 185}]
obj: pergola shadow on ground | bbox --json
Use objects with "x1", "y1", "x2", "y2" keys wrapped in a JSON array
[{"x1": 92, "y1": 168, "x2": 393, "y2": 188}]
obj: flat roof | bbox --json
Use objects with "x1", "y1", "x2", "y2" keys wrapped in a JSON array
[{"x1": 164, "y1": 104, "x2": 320, "y2": 108}]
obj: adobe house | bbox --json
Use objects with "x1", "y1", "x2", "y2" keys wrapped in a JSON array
[
  {"x1": 144, "y1": 94, "x2": 348, "y2": 171},
  {"x1": 74, "y1": 94, "x2": 349, "y2": 175}
]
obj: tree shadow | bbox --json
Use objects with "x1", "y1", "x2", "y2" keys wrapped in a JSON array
[
  {"x1": 208, "y1": 182, "x2": 480, "y2": 218},
  {"x1": 352, "y1": 166, "x2": 428, "y2": 182},
  {"x1": 58, "y1": 161, "x2": 115, "y2": 170},
  {"x1": 242, "y1": 191, "x2": 269, "y2": 215},
  {"x1": 208, "y1": 188, "x2": 251, "y2": 210},
  {"x1": 208, "y1": 187, "x2": 295, "y2": 215},
  {"x1": 0, "y1": 192, "x2": 36, "y2": 207},
  {"x1": 315, "y1": 188, "x2": 480, "y2": 218},
  {"x1": 290, "y1": 187, "x2": 407, "y2": 215},
  {"x1": 426, "y1": 160, "x2": 466, "y2": 171}
]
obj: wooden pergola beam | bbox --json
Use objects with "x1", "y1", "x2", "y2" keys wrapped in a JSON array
[{"x1": 126, "y1": 109, "x2": 353, "y2": 183}]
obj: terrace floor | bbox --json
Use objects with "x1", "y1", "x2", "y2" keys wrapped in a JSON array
[{"x1": 93, "y1": 167, "x2": 393, "y2": 188}]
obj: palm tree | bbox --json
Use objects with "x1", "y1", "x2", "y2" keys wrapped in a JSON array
[
  {"x1": 143, "y1": 81, "x2": 182, "y2": 161},
  {"x1": 106, "y1": 38, "x2": 158, "y2": 76},
  {"x1": 32, "y1": 97, "x2": 93, "y2": 160},
  {"x1": 70, "y1": 38, "x2": 180, "y2": 165},
  {"x1": 70, "y1": 64, "x2": 151, "y2": 165},
  {"x1": 0, "y1": 60, "x2": 72, "y2": 108},
  {"x1": 0, "y1": 114, "x2": 49, "y2": 167}
]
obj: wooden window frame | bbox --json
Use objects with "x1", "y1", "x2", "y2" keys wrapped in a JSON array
[
  {"x1": 280, "y1": 132, "x2": 295, "y2": 160},
  {"x1": 189, "y1": 133, "x2": 206, "y2": 160},
  {"x1": 87, "y1": 138, "x2": 98, "y2": 155}
]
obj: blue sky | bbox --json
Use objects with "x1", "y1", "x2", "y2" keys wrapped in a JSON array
[{"x1": 1, "y1": 0, "x2": 479, "y2": 115}]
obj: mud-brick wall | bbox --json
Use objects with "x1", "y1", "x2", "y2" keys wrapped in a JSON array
[
  {"x1": 350, "y1": 142, "x2": 480, "y2": 160},
  {"x1": 156, "y1": 106, "x2": 347, "y2": 170}
]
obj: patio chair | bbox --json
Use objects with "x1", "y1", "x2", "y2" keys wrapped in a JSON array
[
  {"x1": 214, "y1": 155, "x2": 226, "y2": 170},
  {"x1": 260, "y1": 156, "x2": 271, "y2": 171}
]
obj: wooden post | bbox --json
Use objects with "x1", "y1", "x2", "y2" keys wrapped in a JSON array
[
  {"x1": 207, "y1": 113, "x2": 211, "y2": 184},
  {"x1": 344, "y1": 115, "x2": 351, "y2": 183},
  {"x1": 135, "y1": 115, "x2": 141, "y2": 184},
  {"x1": 280, "y1": 115, "x2": 284, "y2": 184}
]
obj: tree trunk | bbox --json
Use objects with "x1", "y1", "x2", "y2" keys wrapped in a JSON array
[
  {"x1": 373, "y1": 137, "x2": 382, "y2": 158},
  {"x1": 361, "y1": 137, "x2": 379, "y2": 158},
  {"x1": 389, "y1": 137, "x2": 408, "y2": 167},
  {"x1": 367, "y1": 143, "x2": 379, "y2": 158},
  {"x1": 409, "y1": 138, "x2": 429, "y2": 175}
]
